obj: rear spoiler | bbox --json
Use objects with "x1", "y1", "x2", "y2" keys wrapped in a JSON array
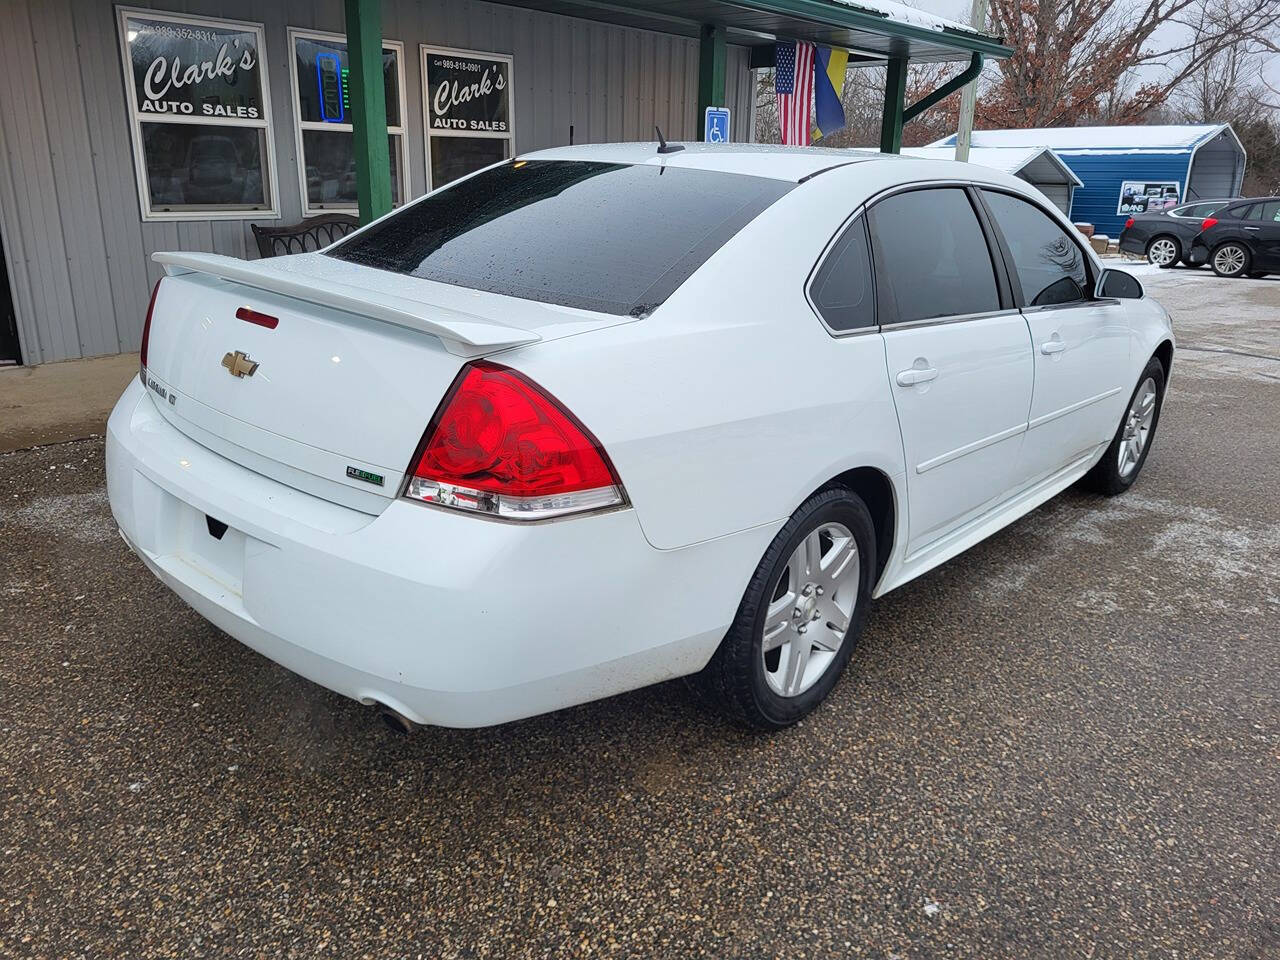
[{"x1": 153, "y1": 252, "x2": 541, "y2": 357}]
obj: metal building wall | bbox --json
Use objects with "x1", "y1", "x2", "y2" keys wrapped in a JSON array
[
  {"x1": 0, "y1": 0, "x2": 753, "y2": 364},
  {"x1": 1063, "y1": 152, "x2": 1194, "y2": 237},
  {"x1": 1186, "y1": 130, "x2": 1246, "y2": 200}
]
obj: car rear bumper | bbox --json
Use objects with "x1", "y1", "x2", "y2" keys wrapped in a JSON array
[
  {"x1": 1188, "y1": 240, "x2": 1210, "y2": 265},
  {"x1": 106, "y1": 379, "x2": 774, "y2": 727},
  {"x1": 1117, "y1": 232, "x2": 1147, "y2": 256}
]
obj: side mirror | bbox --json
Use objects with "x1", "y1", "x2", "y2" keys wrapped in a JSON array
[{"x1": 1096, "y1": 268, "x2": 1143, "y2": 300}]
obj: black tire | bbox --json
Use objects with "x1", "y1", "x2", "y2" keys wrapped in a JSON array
[
  {"x1": 696, "y1": 487, "x2": 876, "y2": 730},
  {"x1": 1082, "y1": 357, "x2": 1166, "y2": 496},
  {"x1": 1145, "y1": 235, "x2": 1181, "y2": 268},
  {"x1": 1210, "y1": 242, "x2": 1251, "y2": 278}
]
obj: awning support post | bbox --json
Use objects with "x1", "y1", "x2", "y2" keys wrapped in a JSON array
[
  {"x1": 345, "y1": 0, "x2": 393, "y2": 224},
  {"x1": 903, "y1": 52, "x2": 983, "y2": 124},
  {"x1": 879, "y1": 56, "x2": 907, "y2": 154},
  {"x1": 697, "y1": 24, "x2": 727, "y2": 140}
]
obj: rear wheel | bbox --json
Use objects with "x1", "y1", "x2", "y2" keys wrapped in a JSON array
[
  {"x1": 1211, "y1": 242, "x2": 1250, "y2": 278},
  {"x1": 697, "y1": 488, "x2": 875, "y2": 730},
  {"x1": 1145, "y1": 235, "x2": 1180, "y2": 268},
  {"x1": 1082, "y1": 358, "x2": 1165, "y2": 496}
]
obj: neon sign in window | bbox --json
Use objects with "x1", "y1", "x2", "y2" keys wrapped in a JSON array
[{"x1": 316, "y1": 52, "x2": 347, "y2": 123}]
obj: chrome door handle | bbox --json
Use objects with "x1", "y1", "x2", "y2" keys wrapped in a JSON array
[
  {"x1": 1244, "y1": 226, "x2": 1260, "y2": 231},
  {"x1": 1041, "y1": 339, "x2": 1066, "y2": 355},
  {"x1": 896, "y1": 367, "x2": 938, "y2": 386}
]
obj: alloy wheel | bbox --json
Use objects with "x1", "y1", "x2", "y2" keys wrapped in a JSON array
[
  {"x1": 1213, "y1": 245, "x2": 1246, "y2": 276},
  {"x1": 760, "y1": 522, "x2": 860, "y2": 698},
  {"x1": 1147, "y1": 237, "x2": 1178, "y2": 266},
  {"x1": 1118, "y1": 377, "x2": 1158, "y2": 478}
]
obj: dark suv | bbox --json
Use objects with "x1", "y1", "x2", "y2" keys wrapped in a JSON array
[
  {"x1": 1188, "y1": 198, "x2": 1280, "y2": 278},
  {"x1": 1118, "y1": 199, "x2": 1236, "y2": 268}
]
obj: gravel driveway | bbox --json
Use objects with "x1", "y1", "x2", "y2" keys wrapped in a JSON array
[{"x1": 2, "y1": 269, "x2": 1277, "y2": 959}]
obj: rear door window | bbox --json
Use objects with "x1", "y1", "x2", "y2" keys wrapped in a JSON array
[
  {"x1": 1257, "y1": 201, "x2": 1280, "y2": 222},
  {"x1": 327, "y1": 160, "x2": 792, "y2": 317},
  {"x1": 867, "y1": 188, "x2": 1001, "y2": 324},
  {"x1": 809, "y1": 216, "x2": 875, "y2": 331},
  {"x1": 981, "y1": 190, "x2": 1090, "y2": 308},
  {"x1": 1177, "y1": 202, "x2": 1228, "y2": 218}
]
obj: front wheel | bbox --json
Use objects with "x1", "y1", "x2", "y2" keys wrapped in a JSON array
[
  {"x1": 1145, "y1": 235, "x2": 1180, "y2": 268},
  {"x1": 696, "y1": 488, "x2": 875, "y2": 730},
  {"x1": 1082, "y1": 358, "x2": 1166, "y2": 496},
  {"x1": 1211, "y1": 242, "x2": 1251, "y2": 278}
]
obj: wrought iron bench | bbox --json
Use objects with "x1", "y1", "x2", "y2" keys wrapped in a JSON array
[{"x1": 250, "y1": 214, "x2": 359, "y2": 258}]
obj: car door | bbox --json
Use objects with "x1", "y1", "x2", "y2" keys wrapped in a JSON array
[
  {"x1": 1243, "y1": 200, "x2": 1280, "y2": 269},
  {"x1": 977, "y1": 189, "x2": 1131, "y2": 488},
  {"x1": 869, "y1": 186, "x2": 1034, "y2": 557}
]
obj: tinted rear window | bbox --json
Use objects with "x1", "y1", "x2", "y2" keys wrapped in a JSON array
[
  {"x1": 868, "y1": 187, "x2": 1001, "y2": 323},
  {"x1": 327, "y1": 160, "x2": 792, "y2": 316}
]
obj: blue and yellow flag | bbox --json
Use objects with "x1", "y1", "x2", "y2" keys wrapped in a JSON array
[{"x1": 812, "y1": 46, "x2": 849, "y2": 142}]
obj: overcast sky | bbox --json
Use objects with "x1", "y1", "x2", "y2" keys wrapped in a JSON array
[{"x1": 909, "y1": 0, "x2": 1280, "y2": 105}]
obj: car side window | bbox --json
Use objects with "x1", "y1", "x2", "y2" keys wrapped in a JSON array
[
  {"x1": 809, "y1": 216, "x2": 875, "y2": 331},
  {"x1": 867, "y1": 188, "x2": 1000, "y2": 324},
  {"x1": 981, "y1": 189, "x2": 1089, "y2": 308},
  {"x1": 1259, "y1": 201, "x2": 1280, "y2": 222},
  {"x1": 1187, "y1": 202, "x2": 1226, "y2": 218},
  {"x1": 1243, "y1": 204, "x2": 1263, "y2": 220}
]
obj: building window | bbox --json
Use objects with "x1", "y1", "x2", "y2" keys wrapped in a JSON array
[
  {"x1": 288, "y1": 30, "x2": 409, "y2": 216},
  {"x1": 420, "y1": 46, "x2": 515, "y2": 190},
  {"x1": 117, "y1": 8, "x2": 279, "y2": 221}
]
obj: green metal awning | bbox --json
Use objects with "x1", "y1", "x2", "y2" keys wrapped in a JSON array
[{"x1": 492, "y1": 0, "x2": 1012, "y2": 63}]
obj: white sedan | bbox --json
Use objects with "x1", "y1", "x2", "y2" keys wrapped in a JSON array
[{"x1": 107, "y1": 143, "x2": 1172, "y2": 731}]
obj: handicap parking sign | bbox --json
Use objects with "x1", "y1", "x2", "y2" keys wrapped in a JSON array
[{"x1": 704, "y1": 106, "x2": 731, "y2": 144}]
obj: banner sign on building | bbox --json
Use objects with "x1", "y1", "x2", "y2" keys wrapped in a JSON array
[
  {"x1": 125, "y1": 14, "x2": 264, "y2": 120},
  {"x1": 424, "y1": 51, "x2": 511, "y2": 134},
  {"x1": 1117, "y1": 180, "x2": 1181, "y2": 215}
]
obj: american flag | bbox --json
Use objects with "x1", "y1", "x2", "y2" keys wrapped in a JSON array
[{"x1": 775, "y1": 41, "x2": 815, "y2": 146}]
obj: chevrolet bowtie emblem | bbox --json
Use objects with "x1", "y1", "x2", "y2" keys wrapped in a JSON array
[{"x1": 221, "y1": 350, "x2": 259, "y2": 378}]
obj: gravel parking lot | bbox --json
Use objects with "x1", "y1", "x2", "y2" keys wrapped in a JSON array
[{"x1": 2, "y1": 269, "x2": 1277, "y2": 959}]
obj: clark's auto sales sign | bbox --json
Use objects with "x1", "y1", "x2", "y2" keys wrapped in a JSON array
[
  {"x1": 126, "y1": 16, "x2": 264, "y2": 120},
  {"x1": 425, "y1": 52, "x2": 510, "y2": 134}
]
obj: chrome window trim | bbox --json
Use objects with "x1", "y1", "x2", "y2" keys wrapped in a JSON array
[
  {"x1": 879, "y1": 306, "x2": 1022, "y2": 332},
  {"x1": 1020, "y1": 299, "x2": 1093, "y2": 316}
]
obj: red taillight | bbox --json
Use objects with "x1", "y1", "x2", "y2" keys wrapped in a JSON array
[
  {"x1": 236, "y1": 306, "x2": 279, "y2": 329},
  {"x1": 139, "y1": 279, "x2": 162, "y2": 385},
  {"x1": 1124, "y1": 217, "x2": 1134, "y2": 229},
  {"x1": 1201, "y1": 217, "x2": 1218, "y2": 231},
  {"x1": 404, "y1": 361, "x2": 625, "y2": 520}
]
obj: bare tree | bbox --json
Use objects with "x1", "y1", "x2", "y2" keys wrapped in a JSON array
[{"x1": 980, "y1": 0, "x2": 1280, "y2": 126}]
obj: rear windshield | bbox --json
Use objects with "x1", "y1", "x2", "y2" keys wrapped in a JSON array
[{"x1": 326, "y1": 160, "x2": 792, "y2": 316}]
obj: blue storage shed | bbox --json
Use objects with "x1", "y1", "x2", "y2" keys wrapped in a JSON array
[{"x1": 928, "y1": 125, "x2": 1246, "y2": 236}]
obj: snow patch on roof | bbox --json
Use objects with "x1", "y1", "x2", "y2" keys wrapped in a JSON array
[
  {"x1": 904, "y1": 146, "x2": 1083, "y2": 186},
  {"x1": 830, "y1": 0, "x2": 984, "y2": 36},
  {"x1": 928, "y1": 124, "x2": 1230, "y2": 152}
]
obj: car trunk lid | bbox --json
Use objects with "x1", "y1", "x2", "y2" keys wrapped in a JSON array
[{"x1": 143, "y1": 252, "x2": 632, "y2": 513}]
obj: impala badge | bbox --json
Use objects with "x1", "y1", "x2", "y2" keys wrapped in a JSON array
[{"x1": 221, "y1": 350, "x2": 259, "y2": 378}]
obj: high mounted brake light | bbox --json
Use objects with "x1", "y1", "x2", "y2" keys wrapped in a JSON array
[
  {"x1": 139, "y1": 279, "x2": 162, "y2": 386},
  {"x1": 404, "y1": 361, "x2": 626, "y2": 520}
]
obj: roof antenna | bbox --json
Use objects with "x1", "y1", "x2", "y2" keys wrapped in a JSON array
[{"x1": 655, "y1": 125, "x2": 684, "y2": 154}]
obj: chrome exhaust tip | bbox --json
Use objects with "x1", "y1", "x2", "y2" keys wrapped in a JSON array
[{"x1": 376, "y1": 703, "x2": 417, "y2": 735}]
